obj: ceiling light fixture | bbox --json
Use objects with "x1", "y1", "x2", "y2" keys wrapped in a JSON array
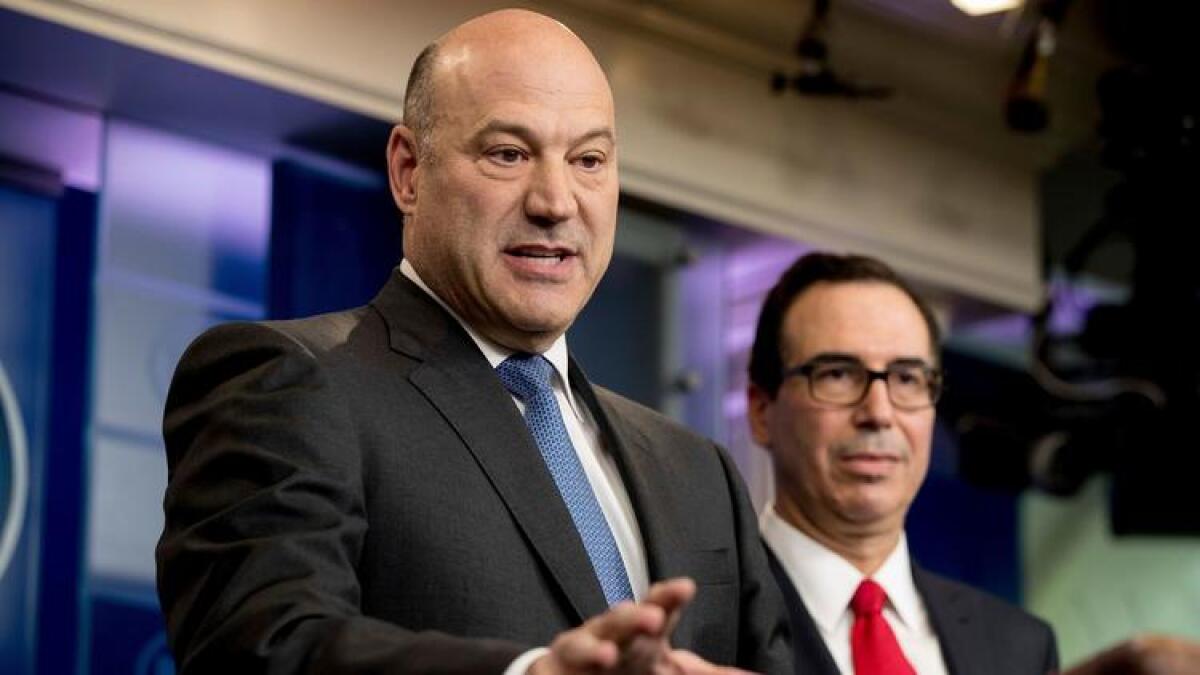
[{"x1": 950, "y1": 0, "x2": 1021, "y2": 16}]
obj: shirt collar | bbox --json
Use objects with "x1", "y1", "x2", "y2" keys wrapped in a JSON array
[
  {"x1": 873, "y1": 534, "x2": 923, "y2": 631},
  {"x1": 399, "y1": 259, "x2": 579, "y2": 413},
  {"x1": 760, "y1": 502, "x2": 922, "y2": 632}
]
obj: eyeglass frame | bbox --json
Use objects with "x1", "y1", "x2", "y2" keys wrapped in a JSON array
[{"x1": 781, "y1": 354, "x2": 944, "y2": 410}]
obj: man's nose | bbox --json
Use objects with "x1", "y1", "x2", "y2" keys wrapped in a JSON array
[
  {"x1": 525, "y1": 161, "x2": 577, "y2": 225},
  {"x1": 852, "y1": 378, "x2": 895, "y2": 430}
]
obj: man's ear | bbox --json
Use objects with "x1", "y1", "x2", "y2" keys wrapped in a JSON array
[
  {"x1": 747, "y1": 383, "x2": 775, "y2": 449},
  {"x1": 387, "y1": 124, "x2": 420, "y2": 215}
]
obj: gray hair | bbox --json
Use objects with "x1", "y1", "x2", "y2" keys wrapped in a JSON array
[{"x1": 403, "y1": 42, "x2": 440, "y2": 161}]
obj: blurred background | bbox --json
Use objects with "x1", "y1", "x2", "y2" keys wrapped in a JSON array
[{"x1": 1, "y1": 0, "x2": 1197, "y2": 672}]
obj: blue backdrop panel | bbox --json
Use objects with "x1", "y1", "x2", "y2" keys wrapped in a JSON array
[
  {"x1": 569, "y1": 255, "x2": 664, "y2": 410},
  {"x1": 38, "y1": 187, "x2": 98, "y2": 675},
  {"x1": 268, "y1": 160, "x2": 398, "y2": 319},
  {"x1": 88, "y1": 592, "x2": 175, "y2": 675},
  {"x1": 908, "y1": 420, "x2": 1021, "y2": 604},
  {"x1": 0, "y1": 182, "x2": 58, "y2": 674}
]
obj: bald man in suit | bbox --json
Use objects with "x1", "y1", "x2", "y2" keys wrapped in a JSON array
[{"x1": 156, "y1": 10, "x2": 789, "y2": 675}]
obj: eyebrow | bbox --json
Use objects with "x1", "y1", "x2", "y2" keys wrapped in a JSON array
[
  {"x1": 888, "y1": 357, "x2": 936, "y2": 369},
  {"x1": 806, "y1": 353, "x2": 935, "y2": 369},
  {"x1": 471, "y1": 120, "x2": 615, "y2": 148},
  {"x1": 806, "y1": 352, "x2": 860, "y2": 364}
]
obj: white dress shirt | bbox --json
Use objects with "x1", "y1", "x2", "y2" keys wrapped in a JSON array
[
  {"x1": 400, "y1": 260, "x2": 650, "y2": 675},
  {"x1": 760, "y1": 503, "x2": 948, "y2": 675}
]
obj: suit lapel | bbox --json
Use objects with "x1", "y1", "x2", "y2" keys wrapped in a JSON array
[
  {"x1": 764, "y1": 546, "x2": 841, "y2": 675},
  {"x1": 568, "y1": 361, "x2": 687, "y2": 583},
  {"x1": 372, "y1": 271, "x2": 609, "y2": 623},
  {"x1": 913, "y1": 565, "x2": 977, "y2": 675}
]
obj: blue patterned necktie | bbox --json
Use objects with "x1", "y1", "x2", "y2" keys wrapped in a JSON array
[{"x1": 496, "y1": 353, "x2": 634, "y2": 606}]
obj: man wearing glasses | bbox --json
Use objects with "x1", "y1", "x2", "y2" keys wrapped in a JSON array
[{"x1": 746, "y1": 252, "x2": 1058, "y2": 675}]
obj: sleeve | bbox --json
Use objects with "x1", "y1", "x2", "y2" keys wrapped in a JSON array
[
  {"x1": 156, "y1": 322, "x2": 528, "y2": 675},
  {"x1": 713, "y1": 443, "x2": 794, "y2": 675}
]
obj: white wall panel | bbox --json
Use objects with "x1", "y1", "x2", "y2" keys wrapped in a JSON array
[{"x1": 87, "y1": 436, "x2": 166, "y2": 583}]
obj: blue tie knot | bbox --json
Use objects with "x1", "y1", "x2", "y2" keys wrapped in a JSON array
[{"x1": 496, "y1": 353, "x2": 554, "y2": 402}]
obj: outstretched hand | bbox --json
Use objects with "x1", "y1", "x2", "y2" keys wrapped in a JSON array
[{"x1": 530, "y1": 578, "x2": 757, "y2": 675}]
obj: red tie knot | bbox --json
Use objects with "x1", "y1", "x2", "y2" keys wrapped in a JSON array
[{"x1": 851, "y1": 578, "x2": 887, "y2": 617}]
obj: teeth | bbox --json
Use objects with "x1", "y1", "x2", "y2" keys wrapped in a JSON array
[{"x1": 513, "y1": 251, "x2": 567, "y2": 262}]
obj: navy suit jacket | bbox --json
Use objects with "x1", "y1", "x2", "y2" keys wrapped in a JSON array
[{"x1": 766, "y1": 544, "x2": 1057, "y2": 675}]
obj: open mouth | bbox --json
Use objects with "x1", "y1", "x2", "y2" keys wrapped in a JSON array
[
  {"x1": 509, "y1": 250, "x2": 567, "y2": 263},
  {"x1": 504, "y1": 245, "x2": 576, "y2": 265}
]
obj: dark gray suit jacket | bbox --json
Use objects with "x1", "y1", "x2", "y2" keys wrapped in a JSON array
[
  {"x1": 765, "y1": 546, "x2": 1056, "y2": 675},
  {"x1": 156, "y1": 269, "x2": 790, "y2": 675}
]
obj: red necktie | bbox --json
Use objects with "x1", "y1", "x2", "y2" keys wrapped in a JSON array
[{"x1": 851, "y1": 579, "x2": 916, "y2": 675}]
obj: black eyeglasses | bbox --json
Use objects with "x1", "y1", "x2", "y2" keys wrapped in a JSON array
[{"x1": 783, "y1": 355, "x2": 943, "y2": 410}]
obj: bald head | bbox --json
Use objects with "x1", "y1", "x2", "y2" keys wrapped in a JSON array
[
  {"x1": 403, "y1": 9, "x2": 612, "y2": 161},
  {"x1": 441, "y1": 8, "x2": 588, "y2": 48}
]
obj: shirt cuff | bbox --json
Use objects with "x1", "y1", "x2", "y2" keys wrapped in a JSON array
[{"x1": 504, "y1": 647, "x2": 550, "y2": 675}]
